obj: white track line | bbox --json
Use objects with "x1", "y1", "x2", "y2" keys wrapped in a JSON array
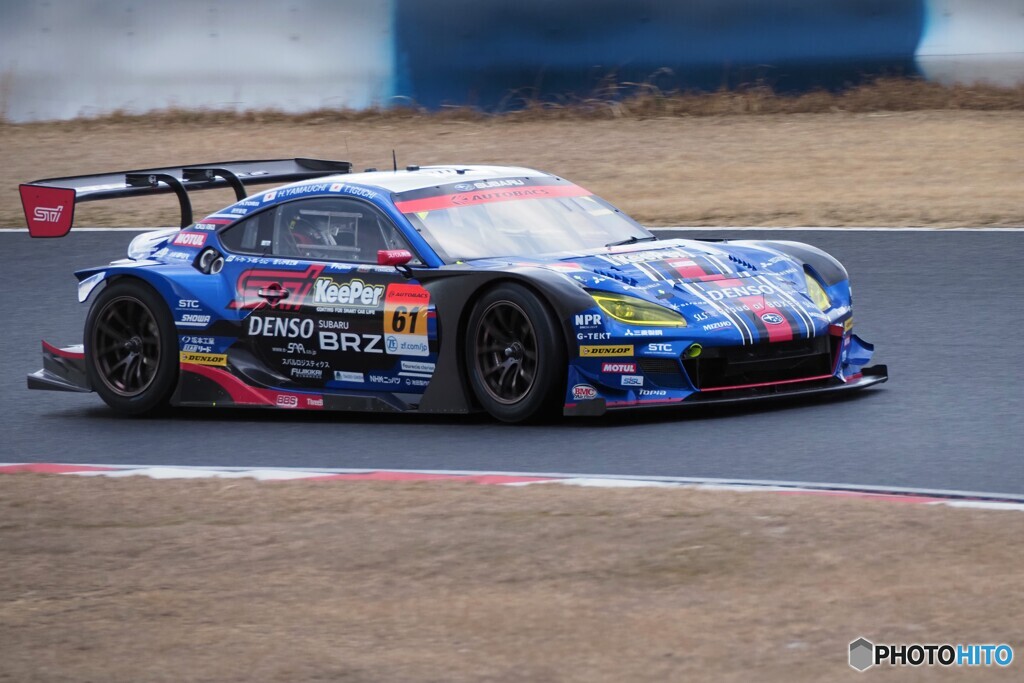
[{"x1": 4, "y1": 462, "x2": 1023, "y2": 503}]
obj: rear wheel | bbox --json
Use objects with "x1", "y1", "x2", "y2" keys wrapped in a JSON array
[
  {"x1": 84, "y1": 280, "x2": 178, "y2": 415},
  {"x1": 465, "y1": 283, "x2": 566, "y2": 423}
]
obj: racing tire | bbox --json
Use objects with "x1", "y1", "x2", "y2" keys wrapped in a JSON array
[
  {"x1": 465, "y1": 283, "x2": 566, "y2": 423},
  {"x1": 84, "y1": 280, "x2": 179, "y2": 415}
]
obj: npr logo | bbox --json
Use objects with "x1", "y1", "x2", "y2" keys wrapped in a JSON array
[
  {"x1": 33, "y1": 205, "x2": 64, "y2": 223},
  {"x1": 574, "y1": 313, "x2": 602, "y2": 327}
]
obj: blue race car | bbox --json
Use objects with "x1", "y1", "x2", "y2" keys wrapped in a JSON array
[{"x1": 22, "y1": 159, "x2": 886, "y2": 422}]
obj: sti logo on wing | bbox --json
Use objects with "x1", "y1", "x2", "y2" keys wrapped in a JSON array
[{"x1": 33, "y1": 205, "x2": 64, "y2": 223}]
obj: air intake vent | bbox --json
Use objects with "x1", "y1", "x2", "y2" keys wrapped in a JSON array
[
  {"x1": 592, "y1": 268, "x2": 639, "y2": 287},
  {"x1": 728, "y1": 254, "x2": 757, "y2": 271}
]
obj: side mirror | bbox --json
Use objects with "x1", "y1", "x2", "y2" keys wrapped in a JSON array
[{"x1": 377, "y1": 249, "x2": 413, "y2": 266}]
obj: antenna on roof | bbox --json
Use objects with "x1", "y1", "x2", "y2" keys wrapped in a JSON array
[{"x1": 392, "y1": 150, "x2": 397, "y2": 172}]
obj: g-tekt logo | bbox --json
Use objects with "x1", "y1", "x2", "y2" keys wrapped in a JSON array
[{"x1": 33, "y1": 205, "x2": 64, "y2": 223}]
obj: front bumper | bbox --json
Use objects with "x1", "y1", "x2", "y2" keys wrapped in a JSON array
[
  {"x1": 26, "y1": 341, "x2": 92, "y2": 393},
  {"x1": 564, "y1": 363, "x2": 888, "y2": 416}
]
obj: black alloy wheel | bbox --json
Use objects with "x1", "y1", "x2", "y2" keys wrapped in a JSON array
[
  {"x1": 85, "y1": 280, "x2": 179, "y2": 415},
  {"x1": 465, "y1": 283, "x2": 565, "y2": 423}
]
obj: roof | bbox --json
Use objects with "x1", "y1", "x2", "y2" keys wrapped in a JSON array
[{"x1": 292, "y1": 164, "x2": 552, "y2": 194}]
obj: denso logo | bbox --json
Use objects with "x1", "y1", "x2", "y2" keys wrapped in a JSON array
[
  {"x1": 601, "y1": 362, "x2": 637, "y2": 373},
  {"x1": 172, "y1": 232, "x2": 207, "y2": 248},
  {"x1": 313, "y1": 278, "x2": 385, "y2": 307},
  {"x1": 574, "y1": 313, "x2": 603, "y2": 327},
  {"x1": 248, "y1": 316, "x2": 315, "y2": 339},
  {"x1": 706, "y1": 284, "x2": 776, "y2": 300},
  {"x1": 33, "y1": 205, "x2": 64, "y2": 223},
  {"x1": 572, "y1": 384, "x2": 598, "y2": 400}
]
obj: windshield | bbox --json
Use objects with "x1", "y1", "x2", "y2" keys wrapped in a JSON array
[{"x1": 395, "y1": 180, "x2": 652, "y2": 262}]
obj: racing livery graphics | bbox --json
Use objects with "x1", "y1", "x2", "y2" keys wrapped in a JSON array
[{"x1": 22, "y1": 160, "x2": 886, "y2": 422}]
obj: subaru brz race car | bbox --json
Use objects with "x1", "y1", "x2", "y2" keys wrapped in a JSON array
[{"x1": 22, "y1": 159, "x2": 886, "y2": 422}]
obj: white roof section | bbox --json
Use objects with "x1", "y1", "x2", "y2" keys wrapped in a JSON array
[{"x1": 295, "y1": 164, "x2": 553, "y2": 194}]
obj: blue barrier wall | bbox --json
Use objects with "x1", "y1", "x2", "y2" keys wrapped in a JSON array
[{"x1": 394, "y1": 0, "x2": 926, "y2": 108}]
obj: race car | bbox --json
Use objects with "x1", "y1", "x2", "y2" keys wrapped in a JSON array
[{"x1": 21, "y1": 159, "x2": 886, "y2": 422}]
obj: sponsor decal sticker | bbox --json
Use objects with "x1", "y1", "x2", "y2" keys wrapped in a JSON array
[
  {"x1": 275, "y1": 393, "x2": 298, "y2": 408},
  {"x1": 621, "y1": 375, "x2": 643, "y2": 387},
  {"x1": 574, "y1": 313, "x2": 603, "y2": 327},
  {"x1": 761, "y1": 312, "x2": 785, "y2": 325},
  {"x1": 179, "y1": 352, "x2": 227, "y2": 366},
  {"x1": 601, "y1": 362, "x2": 637, "y2": 373},
  {"x1": 579, "y1": 345, "x2": 633, "y2": 357},
  {"x1": 401, "y1": 360, "x2": 435, "y2": 373},
  {"x1": 572, "y1": 384, "x2": 598, "y2": 401},
  {"x1": 383, "y1": 283, "x2": 431, "y2": 357},
  {"x1": 333, "y1": 370, "x2": 365, "y2": 383}
]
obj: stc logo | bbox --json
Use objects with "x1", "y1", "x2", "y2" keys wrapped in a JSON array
[{"x1": 33, "y1": 205, "x2": 64, "y2": 223}]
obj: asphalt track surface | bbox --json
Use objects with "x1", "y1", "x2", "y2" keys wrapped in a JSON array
[{"x1": 2, "y1": 228, "x2": 1022, "y2": 495}]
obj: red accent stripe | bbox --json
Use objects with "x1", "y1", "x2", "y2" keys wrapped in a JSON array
[
  {"x1": 202, "y1": 217, "x2": 234, "y2": 225},
  {"x1": 304, "y1": 472, "x2": 555, "y2": 484},
  {"x1": 0, "y1": 463, "x2": 116, "y2": 474},
  {"x1": 42, "y1": 340, "x2": 84, "y2": 360},
  {"x1": 739, "y1": 295, "x2": 793, "y2": 343},
  {"x1": 699, "y1": 373, "x2": 834, "y2": 393},
  {"x1": 666, "y1": 258, "x2": 707, "y2": 279},
  {"x1": 395, "y1": 184, "x2": 591, "y2": 213},
  {"x1": 181, "y1": 364, "x2": 326, "y2": 411}
]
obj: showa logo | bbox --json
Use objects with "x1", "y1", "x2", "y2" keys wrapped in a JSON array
[{"x1": 849, "y1": 637, "x2": 1013, "y2": 672}]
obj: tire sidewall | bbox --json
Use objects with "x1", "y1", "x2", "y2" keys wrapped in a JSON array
[
  {"x1": 85, "y1": 279, "x2": 179, "y2": 415},
  {"x1": 465, "y1": 283, "x2": 566, "y2": 423}
]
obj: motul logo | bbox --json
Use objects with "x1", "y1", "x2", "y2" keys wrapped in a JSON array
[
  {"x1": 33, "y1": 205, "x2": 64, "y2": 223},
  {"x1": 601, "y1": 362, "x2": 637, "y2": 373},
  {"x1": 173, "y1": 232, "x2": 207, "y2": 247}
]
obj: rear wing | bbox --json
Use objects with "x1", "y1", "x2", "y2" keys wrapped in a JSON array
[{"x1": 19, "y1": 158, "x2": 352, "y2": 237}]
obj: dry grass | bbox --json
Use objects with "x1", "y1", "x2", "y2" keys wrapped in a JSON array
[
  {"x1": 1, "y1": 475, "x2": 1023, "y2": 682},
  {"x1": 2, "y1": 108, "x2": 1022, "y2": 228}
]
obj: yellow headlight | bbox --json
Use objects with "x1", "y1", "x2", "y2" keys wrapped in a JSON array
[
  {"x1": 590, "y1": 292, "x2": 686, "y2": 327},
  {"x1": 804, "y1": 271, "x2": 831, "y2": 311}
]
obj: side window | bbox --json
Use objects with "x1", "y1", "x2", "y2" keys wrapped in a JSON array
[
  {"x1": 271, "y1": 197, "x2": 420, "y2": 264},
  {"x1": 218, "y1": 210, "x2": 275, "y2": 255}
]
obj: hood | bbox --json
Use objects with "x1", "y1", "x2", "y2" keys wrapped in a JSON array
[{"x1": 536, "y1": 239, "x2": 836, "y2": 343}]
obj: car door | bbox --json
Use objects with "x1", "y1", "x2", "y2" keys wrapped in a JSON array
[{"x1": 221, "y1": 195, "x2": 438, "y2": 400}]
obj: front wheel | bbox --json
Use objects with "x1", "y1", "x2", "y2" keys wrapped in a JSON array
[
  {"x1": 465, "y1": 283, "x2": 566, "y2": 423},
  {"x1": 84, "y1": 280, "x2": 179, "y2": 415}
]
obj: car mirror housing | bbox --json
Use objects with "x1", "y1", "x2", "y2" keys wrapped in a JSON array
[{"x1": 378, "y1": 249, "x2": 413, "y2": 266}]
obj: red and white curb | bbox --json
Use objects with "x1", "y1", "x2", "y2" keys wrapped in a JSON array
[{"x1": 3, "y1": 463, "x2": 1024, "y2": 511}]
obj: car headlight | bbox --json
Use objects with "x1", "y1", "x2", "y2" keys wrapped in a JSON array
[
  {"x1": 589, "y1": 292, "x2": 686, "y2": 327},
  {"x1": 804, "y1": 270, "x2": 831, "y2": 311}
]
